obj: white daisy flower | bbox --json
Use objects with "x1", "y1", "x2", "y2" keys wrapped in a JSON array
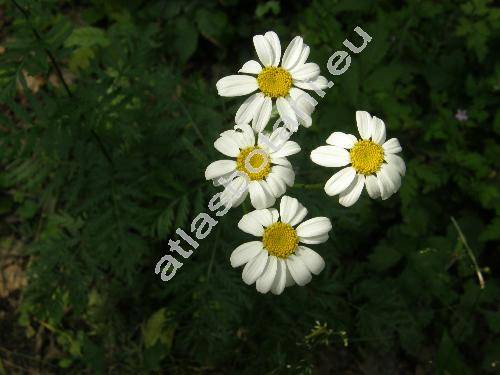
[
  {"x1": 216, "y1": 31, "x2": 329, "y2": 132},
  {"x1": 310, "y1": 111, "x2": 406, "y2": 207},
  {"x1": 230, "y1": 195, "x2": 332, "y2": 294},
  {"x1": 205, "y1": 124, "x2": 300, "y2": 210}
]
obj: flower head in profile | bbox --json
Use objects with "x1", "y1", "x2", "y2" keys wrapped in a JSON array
[
  {"x1": 230, "y1": 195, "x2": 332, "y2": 294},
  {"x1": 205, "y1": 124, "x2": 300, "y2": 210},
  {"x1": 216, "y1": 31, "x2": 329, "y2": 132},
  {"x1": 310, "y1": 111, "x2": 405, "y2": 207}
]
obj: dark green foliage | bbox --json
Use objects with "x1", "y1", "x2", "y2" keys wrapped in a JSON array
[{"x1": 0, "y1": 0, "x2": 498, "y2": 373}]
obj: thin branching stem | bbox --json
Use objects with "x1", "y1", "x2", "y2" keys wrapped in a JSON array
[
  {"x1": 450, "y1": 216, "x2": 485, "y2": 289},
  {"x1": 11, "y1": 0, "x2": 114, "y2": 167}
]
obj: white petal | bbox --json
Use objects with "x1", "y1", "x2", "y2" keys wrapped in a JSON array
[
  {"x1": 279, "y1": 195, "x2": 299, "y2": 224},
  {"x1": 278, "y1": 195, "x2": 308, "y2": 227},
  {"x1": 238, "y1": 60, "x2": 262, "y2": 74},
  {"x1": 376, "y1": 169, "x2": 391, "y2": 200},
  {"x1": 384, "y1": 163, "x2": 402, "y2": 193},
  {"x1": 252, "y1": 96, "x2": 272, "y2": 132},
  {"x1": 270, "y1": 141, "x2": 301, "y2": 158},
  {"x1": 288, "y1": 97, "x2": 312, "y2": 128},
  {"x1": 242, "y1": 250, "x2": 268, "y2": 285},
  {"x1": 256, "y1": 256, "x2": 278, "y2": 293},
  {"x1": 324, "y1": 166, "x2": 356, "y2": 196},
  {"x1": 270, "y1": 258, "x2": 287, "y2": 295},
  {"x1": 293, "y1": 76, "x2": 329, "y2": 91},
  {"x1": 382, "y1": 138, "x2": 402, "y2": 154},
  {"x1": 214, "y1": 133, "x2": 241, "y2": 157},
  {"x1": 339, "y1": 174, "x2": 365, "y2": 207},
  {"x1": 237, "y1": 210, "x2": 267, "y2": 236},
  {"x1": 290, "y1": 63, "x2": 320, "y2": 81},
  {"x1": 282, "y1": 36, "x2": 304, "y2": 70},
  {"x1": 269, "y1": 156, "x2": 291, "y2": 168},
  {"x1": 299, "y1": 233, "x2": 329, "y2": 245},
  {"x1": 285, "y1": 263, "x2": 295, "y2": 287},
  {"x1": 356, "y1": 110, "x2": 373, "y2": 140},
  {"x1": 376, "y1": 164, "x2": 400, "y2": 199},
  {"x1": 263, "y1": 128, "x2": 294, "y2": 155},
  {"x1": 289, "y1": 87, "x2": 316, "y2": 114},
  {"x1": 230, "y1": 241, "x2": 264, "y2": 267},
  {"x1": 296, "y1": 217, "x2": 332, "y2": 239},
  {"x1": 269, "y1": 208, "x2": 279, "y2": 223},
  {"x1": 235, "y1": 93, "x2": 265, "y2": 125},
  {"x1": 253, "y1": 35, "x2": 274, "y2": 67},
  {"x1": 216, "y1": 75, "x2": 258, "y2": 97},
  {"x1": 310, "y1": 146, "x2": 350, "y2": 167},
  {"x1": 205, "y1": 160, "x2": 236, "y2": 180},
  {"x1": 325, "y1": 132, "x2": 357, "y2": 149},
  {"x1": 286, "y1": 255, "x2": 312, "y2": 286},
  {"x1": 212, "y1": 171, "x2": 233, "y2": 187},
  {"x1": 287, "y1": 88, "x2": 316, "y2": 127},
  {"x1": 271, "y1": 165, "x2": 294, "y2": 186},
  {"x1": 371, "y1": 116, "x2": 386, "y2": 144},
  {"x1": 289, "y1": 205, "x2": 308, "y2": 227},
  {"x1": 276, "y1": 97, "x2": 299, "y2": 131},
  {"x1": 365, "y1": 174, "x2": 381, "y2": 199},
  {"x1": 245, "y1": 208, "x2": 275, "y2": 229},
  {"x1": 232, "y1": 188, "x2": 248, "y2": 207},
  {"x1": 266, "y1": 173, "x2": 287, "y2": 197},
  {"x1": 385, "y1": 154, "x2": 406, "y2": 176},
  {"x1": 220, "y1": 175, "x2": 249, "y2": 207},
  {"x1": 264, "y1": 31, "x2": 281, "y2": 66},
  {"x1": 249, "y1": 180, "x2": 276, "y2": 209},
  {"x1": 235, "y1": 124, "x2": 255, "y2": 148},
  {"x1": 296, "y1": 246, "x2": 325, "y2": 275},
  {"x1": 296, "y1": 45, "x2": 310, "y2": 67}
]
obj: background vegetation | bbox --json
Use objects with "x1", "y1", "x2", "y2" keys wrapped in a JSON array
[{"x1": 0, "y1": 0, "x2": 499, "y2": 373}]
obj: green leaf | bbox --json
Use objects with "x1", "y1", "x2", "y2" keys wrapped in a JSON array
[
  {"x1": 64, "y1": 26, "x2": 110, "y2": 48},
  {"x1": 142, "y1": 308, "x2": 176, "y2": 353},
  {"x1": 68, "y1": 46, "x2": 95, "y2": 72},
  {"x1": 255, "y1": 1, "x2": 281, "y2": 18},
  {"x1": 170, "y1": 17, "x2": 198, "y2": 62},
  {"x1": 436, "y1": 331, "x2": 470, "y2": 375},
  {"x1": 368, "y1": 245, "x2": 402, "y2": 271},
  {"x1": 483, "y1": 311, "x2": 500, "y2": 334},
  {"x1": 16, "y1": 200, "x2": 38, "y2": 219},
  {"x1": 196, "y1": 9, "x2": 228, "y2": 42}
]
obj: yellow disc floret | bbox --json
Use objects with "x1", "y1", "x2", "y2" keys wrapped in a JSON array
[
  {"x1": 349, "y1": 140, "x2": 384, "y2": 175},
  {"x1": 236, "y1": 146, "x2": 270, "y2": 180},
  {"x1": 262, "y1": 222, "x2": 298, "y2": 258},
  {"x1": 257, "y1": 67, "x2": 292, "y2": 98}
]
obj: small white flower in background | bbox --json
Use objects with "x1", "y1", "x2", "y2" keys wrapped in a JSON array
[
  {"x1": 310, "y1": 111, "x2": 406, "y2": 207},
  {"x1": 231, "y1": 195, "x2": 332, "y2": 294},
  {"x1": 216, "y1": 31, "x2": 329, "y2": 132},
  {"x1": 455, "y1": 109, "x2": 468, "y2": 122},
  {"x1": 205, "y1": 124, "x2": 300, "y2": 209}
]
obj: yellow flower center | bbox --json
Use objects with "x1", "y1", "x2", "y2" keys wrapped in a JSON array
[
  {"x1": 236, "y1": 146, "x2": 270, "y2": 180},
  {"x1": 349, "y1": 140, "x2": 385, "y2": 175},
  {"x1": 262, "y1": 222, "x2": 298, "y2": 258},
  {"x1": 257, "y1": 66, "x2": 292, "y2": 98}
]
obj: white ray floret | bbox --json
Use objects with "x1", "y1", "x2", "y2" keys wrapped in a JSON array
[
  {"x1": 216, "y1": 31, "x2": 329, "y2": 132},
  {"x1": 230, "y1": 195, "x2": 332, "y2": 294},
  {"x1": 205, "y1": 124, "x2": 300, "y2": 210},
  {"x1": 310, "y1": 111, "x2": 406, "y2": 207}
]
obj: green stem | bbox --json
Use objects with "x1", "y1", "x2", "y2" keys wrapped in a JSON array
[
  {"x1": 12, "y1": 0, "x2": 114, "y2": 167},
  {"x1": 451, "y1": 216, "x2": 485, "y2": 289}
]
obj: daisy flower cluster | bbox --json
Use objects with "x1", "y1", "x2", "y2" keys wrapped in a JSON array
[{"x1": 206, "y1": 31, "x2": 405, "y2": 294}]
